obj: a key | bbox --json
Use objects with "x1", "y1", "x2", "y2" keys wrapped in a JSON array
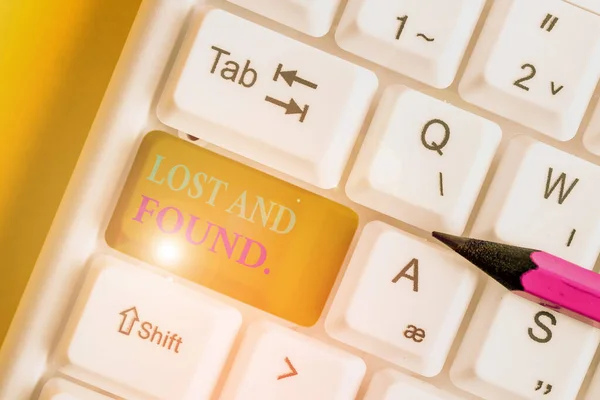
[
  {"x1": 38, "y1": 378, "x2": 112, "y2": 400},
  {"x1": 324, "y1": 221, "x2": 477, "y2": 377},
  {"x1": 450, "y1": 283, "x2": 600, "y2": 400},
  {"x1": 105, "y1": 131, "x2": 358, "y2": 327},
  {"x1": 459, "y1": 0, "x2": 600, "y2": 141},
  {"x1": 345, "y1": 85, "x2": 501, "y2": 234},
  {"x1": 219, "y1": 320, "x2": 366, "y2": 400},
  {"x1": 336, "y1": 0, "x2": 486, "y2": 88},
  {"x1": 582, "y1": 102, "x2": 600, "y2": 155},
  {"x1": 470, "y1": 135, "x2": 600, "y2": 269},
  {"x1": 157, "y1": 8, "x2": 377, "y2": 189},
  {"x1": 226, "y1": 0, "x2": 341, "y2": 37},
  {"x1": 54, "y1": 255, "x2": 242, "y2": 400},
  {"x1": 363, "y1": 369, "x2": 462, "y2": 400}
]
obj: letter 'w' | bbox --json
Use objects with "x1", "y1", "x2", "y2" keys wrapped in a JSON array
[{"x1": 544, "y1": 167, "x2": 579, "y2": 205}]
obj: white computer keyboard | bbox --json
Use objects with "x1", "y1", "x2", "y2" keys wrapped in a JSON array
[{"x1": 2, "y1": 0, "x2": 600, "y2": 399}]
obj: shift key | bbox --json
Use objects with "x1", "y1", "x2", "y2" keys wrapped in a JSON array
[
  {"x1": 157, "y1": 8, "x2": 377, "y2": 189},
  {"x1": 105, "y1": 131, "x2": 358, "y2": 326},
  {"x1": 56, "y1": 255, "x2": 242, "y2": 400}
]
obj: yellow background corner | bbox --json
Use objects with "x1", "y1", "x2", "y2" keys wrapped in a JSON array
[{"x1": 0, "y1": 0, "x2": 142, "y2": 345}]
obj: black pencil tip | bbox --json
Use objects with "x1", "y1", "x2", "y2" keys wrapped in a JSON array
[
  {"x1": 431, "y1": 231, "x2": 537, "y2": 291},
  {"x1": 431, "y1": 231, "x2": 469, "y2": 251}
]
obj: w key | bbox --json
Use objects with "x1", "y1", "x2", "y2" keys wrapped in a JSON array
[
  {"x1": 471, "y1": 136, "x2": 600, "y2": 269},
  {"x1": 459, "y1": 0, "x2": 600, "y2": 141}
]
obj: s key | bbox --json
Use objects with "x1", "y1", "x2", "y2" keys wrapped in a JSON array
[{"x1": 451, "y1": 283, "x2": 600, "y2": 399}]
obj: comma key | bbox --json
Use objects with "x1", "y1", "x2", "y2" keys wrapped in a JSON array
[
  {"x1": 325, "y1": 221, "x2": 477, "y2": 377},
  {"x1": 450, "y1": 284, "x2": 600, "y2": 399},
  {"x1": 54, "y1": 255, "x2": 242, "y2": 400}
]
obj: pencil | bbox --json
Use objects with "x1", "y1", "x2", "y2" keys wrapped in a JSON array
[{"x1": 432, "y1": 231, "x2": 600, "y2": 326}]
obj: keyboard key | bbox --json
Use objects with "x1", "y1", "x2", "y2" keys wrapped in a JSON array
[
  {"x1": 582, "y1": 102, "x2": 600, "y2": 155},
  {"x1": 105, "y1": 131, "x2": 358, "y2": 326},
  {"x1": 582, "y1": 361, "x2": 600, "y2": 399},
  {"x1": 226, "y1": 0, "x2": 341, "y2": 37},
  {"x1": 345, "y1": 85, "x2": 501, "y2": 234},
  {"x1": 336, "y1": 0, "x2": 486, "y2": 88},
  {"x1": 325, "y1": 221, "x2": 477, "y2": 377},
  {"x1": 363, "y1": 369, "x2": 462, "y2": 400},
  {"x1": 565, "y1": 0, "x2": 600, "y2": 15},
  {"x1": 55, "y1": 255, "x2": 242, "y2": 400},
  {"x1": 459, "y1": 0, "x2": 600, "y2": 140},
  {"x1": 38, "y1": 378, "x2": 111, "y2": 400},
  {"x1": 219, "y1": 320, "x2": 366, "y2": 400},
  {"x1": 471, "y1": 135, "x2": 600, "y2": 269},
  {"x1": 450, "y1": 284, "x2": 600, "y2": 400},
  {"x1": 157, "y1": 8, "x2": 377, "y2": 189}
]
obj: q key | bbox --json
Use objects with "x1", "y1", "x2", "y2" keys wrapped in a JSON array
[{"x1": 345, "y1": 85, "x2": 500, "y2": 233}]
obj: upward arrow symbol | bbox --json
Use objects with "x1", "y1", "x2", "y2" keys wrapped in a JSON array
[
  {"x1": 118, "y1": 306, "x2": 140, "y2": 336},
  {"x1": 274, "y1": 64, "x2": 318, "y2": 89}
]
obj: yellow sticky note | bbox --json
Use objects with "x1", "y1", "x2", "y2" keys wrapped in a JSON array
[{"x1": 106, "y1": 131, "x2": 358, "y2": 326}]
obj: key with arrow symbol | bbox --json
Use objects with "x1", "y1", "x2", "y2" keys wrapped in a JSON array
[
  {"x1": 274, "y1": 64, "x2": 318, "y2": 90},
  {"x1": 264, "y1": 96, "x2": 309, "y2": 122},
  {"x1": 118, "y1": 306, "x2": 140, "y2": 336}
]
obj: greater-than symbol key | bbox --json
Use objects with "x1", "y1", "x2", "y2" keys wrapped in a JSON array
[
  {"x1": 277, "y1": 357, "x2": 298, "y2": 380},
  {"x1": 264, "y1": 96, "x2": 309, "y2": 122}
]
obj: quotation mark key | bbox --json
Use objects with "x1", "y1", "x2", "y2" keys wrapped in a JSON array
[
  {"x1": 535, "y1": 380, "x2": 552, "y2": 395},
  {"x1": 540, "y1": 13, "x2": 559, "y2": 32}
]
